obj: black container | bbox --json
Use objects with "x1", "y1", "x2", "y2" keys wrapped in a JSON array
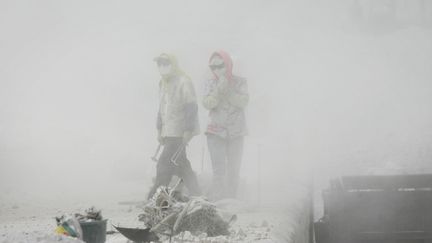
[{"x1": 79, "y1": 219, "x2": 107, "y2": 243}]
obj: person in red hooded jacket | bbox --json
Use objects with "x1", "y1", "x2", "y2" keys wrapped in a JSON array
[{"x1": 202, "y1": 51, "x2": 249, "y2": 200}]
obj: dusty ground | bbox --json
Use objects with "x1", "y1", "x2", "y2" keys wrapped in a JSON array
[{"x1": 0, "y1": 180, "x2": 309, "y2": 243}]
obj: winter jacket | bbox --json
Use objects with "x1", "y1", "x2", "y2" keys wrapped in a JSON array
[
  {"x1": 156, "y1": 54, "x2": 200, "y2": 137},
  {"x1": 202, "y1": 51, "x2": 249, "y2": 139}
]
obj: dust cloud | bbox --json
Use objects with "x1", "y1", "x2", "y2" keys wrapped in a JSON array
[{"x1": 1, "y1": 0, "x2": 431, "y2": 207}]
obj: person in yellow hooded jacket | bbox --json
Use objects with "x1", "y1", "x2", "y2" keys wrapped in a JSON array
[{"x1": 147, "y1": 53, "x2": 201, "y2": 199}]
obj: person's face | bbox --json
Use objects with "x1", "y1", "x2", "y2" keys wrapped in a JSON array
[
  {"x1": 209, "y1": 56, "x2": 226, "y2": 78},
  {"x1": 157, "y1": 59, "x2": 173, "y2": 77}
]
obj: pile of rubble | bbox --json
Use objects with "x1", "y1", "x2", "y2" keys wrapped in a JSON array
[
  {"x1": 55, "y1": 207, "x2": 105, "y2": 241},
  {"x1": 137, "y1": 181, "x2": 235, "y2": 241}
]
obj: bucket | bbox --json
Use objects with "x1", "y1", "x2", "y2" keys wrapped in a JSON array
[{"x1": 79, "y1": 219, "x2": 107, "y2": 243}]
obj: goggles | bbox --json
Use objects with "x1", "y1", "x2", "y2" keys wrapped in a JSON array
[
  {"x1": 209, "y1": 63, "x2": 225, "y2": 70},
  {"x1": 157, "y1": 59, "x2": 171, "y2": 66}
]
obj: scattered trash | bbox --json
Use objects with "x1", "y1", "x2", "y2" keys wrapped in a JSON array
[
  {"x1": 55, "y1": 215, "x2": 83, "y2": 240},
  {"x1": 55, "y1": 207, "x2": 106, "y2": 243},
  {"x1": 75, "y1": 207, "x2": 102, "y2": 222},
  {"x1": 137, "y1": 181, "x2": 236, "y2": 241}
]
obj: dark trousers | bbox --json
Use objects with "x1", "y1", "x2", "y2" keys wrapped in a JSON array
[
  {"x1": 147, "y1": 137, "x2": 201, "y2": 199},
  {"x1": 207, "y1": 134, "x2": 244, "y2": 199}
]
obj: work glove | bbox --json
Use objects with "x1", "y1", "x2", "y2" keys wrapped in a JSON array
[
  {"x1": 157, "y1": 130, "x2": 165, "y2": 145},
  {"x1": 182, "y1": 131, "x2": 193, "y2": 145},
  {"x1": 217, "y1": 76, "x2": 230, "y2": 95},
  {"x1": 202, "y1": 95, "x2": 218, "y2": 110}
]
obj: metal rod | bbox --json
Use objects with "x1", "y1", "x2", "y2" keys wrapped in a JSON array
[
  {"x1": 151, "y1": 144, "x2": 162, "y2": 162},
  {"x1": 257, "y1": 143, "x2": 262, "y2": 207},
  {"x1": 170, "y1": 144, "x2": 185, "y2": 166},
  {"x1": 309, "y1": 170, "x2": 315, "y2": 243},
  {"x1": 201, "y1": 139, "x2": 205, "y2": 173},
  {"x1": 169, "y1": 178, "x2": 183, "y2": 197}
]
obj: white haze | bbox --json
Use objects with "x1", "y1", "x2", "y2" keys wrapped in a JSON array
[{"x1": 0, "y1": 0, "x2": 432, "y2": 205}]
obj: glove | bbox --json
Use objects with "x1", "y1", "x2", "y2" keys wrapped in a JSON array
[
  {"x1": 157, "y1": 130, "x2": 165, "y2": 145},
  {"x1": 217, "y1": 76, "x2": 230, "y2": 95},
  {"x1": 182, "y1": 131, "x2": 193, "y2": 145},
  {"x1": 203, "y1": 95, "x2": 218, "y2": 110}
]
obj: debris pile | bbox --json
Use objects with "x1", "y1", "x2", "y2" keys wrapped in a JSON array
[
  {"x1": 55, "y1": 207, "x2": 105, "y2": 241},
  {"x1": 55, "y1": 215, "x2": 83, "y2": 240},
  {"x1": 75, "y1": 207, "x2": 103, "y2": 222},
  {"x1": 138, "y1": 184, "x2": 235, "y2": 240}
]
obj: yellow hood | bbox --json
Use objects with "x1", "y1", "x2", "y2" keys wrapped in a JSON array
[{"x1": 154, "y1": 53, "x2": 190, "y2": 83}]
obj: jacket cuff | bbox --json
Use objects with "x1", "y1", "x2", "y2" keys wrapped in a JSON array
[{"x1": 184, "y1": 102, "x2": 198, "y2": 131}]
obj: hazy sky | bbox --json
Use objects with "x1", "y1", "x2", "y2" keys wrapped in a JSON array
[{"x1": 1, "y1": 1, "x2": 431, "y2": 199}]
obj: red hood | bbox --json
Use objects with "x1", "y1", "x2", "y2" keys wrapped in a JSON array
[{"x1": 209, "y1": 50, "x2": 233, "y2": 81}]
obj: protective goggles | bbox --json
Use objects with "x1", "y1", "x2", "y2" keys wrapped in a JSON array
[
  {"x1": 209, "y1": 63, "x2": 225, "y2": 70},
  {"x1": 157, "y1": 59, "x2": 171, "y2": 66}
]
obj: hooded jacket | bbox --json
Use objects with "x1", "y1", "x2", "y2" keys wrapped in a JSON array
[
  {"x1": 156, "y1": 54, "x2": 200, "y2": 137},
  {"x1": 202, "y1": 51, "x2": 249, "y2": 139}
]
